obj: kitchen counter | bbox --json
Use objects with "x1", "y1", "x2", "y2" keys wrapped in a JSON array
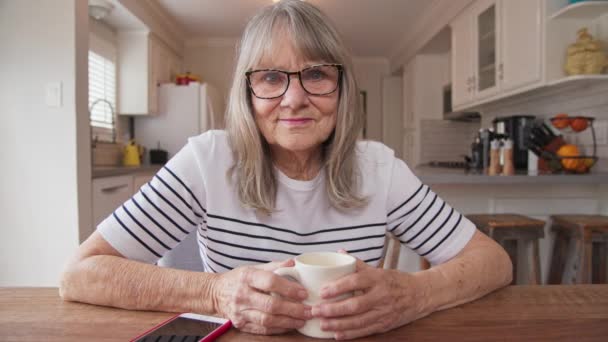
[
  {"x1": 92, "y1": 164, "x2": 162, "y2": 178},
  {"x1": 414, "y1": 166, "x2": 608, "y2": 185}
]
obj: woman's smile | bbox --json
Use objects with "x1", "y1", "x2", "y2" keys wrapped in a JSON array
[{"x1": 278, "y1": 117, "x2": 314, "y2": 127}]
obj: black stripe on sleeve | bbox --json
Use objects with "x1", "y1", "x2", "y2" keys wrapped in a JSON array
[
  {"x1": 207, "y1": 225, "x2": 386, "y2": 246},
  {"x1": 412, "y1": 207, "x2": 454, "y2": 250},
  {"x1": 363, "y1": 256, "x2": 382, "y2": 263},
  {"x1": 389, "y1": 186, "x2": 430, "y2": 232},
  {"x1": 154, "y1": 174, "x2": 204, "y2": 218},
  {"x1": 131, "y1": 197, "x2": 180, "y2": 243},
  {"x1": 206, "y1": 245, "x2": 269, "y2": 264},
  {"x1": 112, "y1": 212, "x2": 162, "y2": 258},
  {"x1": 163, "y1": 166, "x2": 207, "y2": 213},
  {"x1": 206, "y1": 253, "x2": 234, "y2": 271},
  {"x1": 148, "y1": 183, "x2": 197, "y2": 226},
  {"x1": 395, "y1": 193, "x2": 438, "y2": 238},
  {"x1": 421, "y1": 213, "x2": 462, "y2": 257},
  {"x1": 388, "y1": 183, "x2": 424, "y2": 217},
  {"x1": 206, "y1": 236, "x2": 299, "y2": 256},
  {"x1": 207, "y1": 213, "x2": 386, "y2": 237},
  {"x1": 140, "y1": 189, "x2": 189, "y2": 234},
  {"x1": 121, "y1": 204, "x2": 170, "y2": 250},
  {"x1": 347, "y1": 244, "x2": 385, "y2": 254},
  {"x1": 405, "y1": 201, "x2": 446, "y2": 244}
]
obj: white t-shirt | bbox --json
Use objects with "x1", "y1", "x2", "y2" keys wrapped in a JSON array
[{"x1": 98, "y1": 130, "x2": 475, "y2": 272}]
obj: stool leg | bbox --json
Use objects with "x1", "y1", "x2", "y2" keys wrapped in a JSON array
[
  {"x1": 531, "y1": 239, "x2": 542, "y2": 285},
  {"x1": 576, "y1": 238, "x2": 593, "y2": 284},
  {"x1": 502, "y1": 239, "x2": 518, "y2": 285},
  {"x1": 548, "y1": 230, "x2": 567, "y2": 284},
  {"x1": 600, "y1": 242, "x2": 607, "y2": 284}
]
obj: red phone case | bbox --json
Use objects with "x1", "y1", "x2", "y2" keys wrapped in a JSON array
[{"x1": 130, "y1": 313, "x2": 232, "y2": 342}]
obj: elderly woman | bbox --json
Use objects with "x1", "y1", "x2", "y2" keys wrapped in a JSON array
[{"x1": 61, "y1": 0, "x2": 511, "y2": 340}]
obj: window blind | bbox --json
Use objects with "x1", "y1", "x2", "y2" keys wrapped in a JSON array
[{"x1": 89, "y1": 50, "x2": 116, "y2": 142}]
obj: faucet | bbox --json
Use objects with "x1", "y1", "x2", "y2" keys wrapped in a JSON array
[{"x1": 89, "y1": 98, "x2": 116, "y2": 146}]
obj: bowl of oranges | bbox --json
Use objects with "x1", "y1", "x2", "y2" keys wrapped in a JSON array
[{"x1": 549, "y1": 114, "x2": 597, "y2": 174}]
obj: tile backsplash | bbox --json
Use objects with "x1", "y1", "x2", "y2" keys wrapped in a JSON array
[{"x1": 419, "y1": 120, "x2": 480, "y2": 164}]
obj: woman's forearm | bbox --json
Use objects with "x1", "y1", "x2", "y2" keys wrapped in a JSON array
[
  {"x1": 412, "y1": 231, "x2": 513, "y2": 317},
  {"x1": 60, "y1": 255, "x2": 219, "y2": 315}
]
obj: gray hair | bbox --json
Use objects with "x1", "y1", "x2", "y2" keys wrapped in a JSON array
[{"x1": 225, "y1": 0, "x2": 367, "y2": 214}]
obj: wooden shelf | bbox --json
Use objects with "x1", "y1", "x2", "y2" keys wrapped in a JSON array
[
  {"x1": 548, "y1": 74, "x2": 608, "y2": 87},
  {"x1": 549, "y1": 1, "x2": 608, "y2": 20}
]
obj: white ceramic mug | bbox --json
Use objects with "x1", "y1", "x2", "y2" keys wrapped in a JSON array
[{"x1": 274, "y1": 252, "x2": 356, "y2": 339}]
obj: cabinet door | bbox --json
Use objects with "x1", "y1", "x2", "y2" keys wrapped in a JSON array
[
  {"x1": 148, "y1": 37, "x2": 163, "y2": 115},
  {"x1": 500, "y1": 0, "x2": 542, "y2": 92},
  {"x1": 133, "y1": 173, "x2": 154, "y2": 195},
  {"x1": 472, "y1": 0, "x2": 500, "y2": 100},
  {"x1": 92, "y1": 176, "x2": 133, "y2": 227},
  {"x1": 451, "y1": 12, "x2": 474, "y2": 108}
]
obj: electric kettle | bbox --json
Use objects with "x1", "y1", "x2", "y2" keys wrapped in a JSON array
[{"x1": 123, "y1": 140, "x2": 144, "y2": 167}]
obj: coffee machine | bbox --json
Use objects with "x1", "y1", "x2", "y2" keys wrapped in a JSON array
[{"x1": 492, "y1": 115, "x2": 535, "y2": 170}]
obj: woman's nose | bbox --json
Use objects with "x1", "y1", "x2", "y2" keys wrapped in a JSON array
[{"x1": 280, "y1": 74, "x2": 309, "y2": 109}]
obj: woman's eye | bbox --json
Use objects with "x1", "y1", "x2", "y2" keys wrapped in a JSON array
[
  {"x1": 262, "y1": 72, "x2": 282, "y2": 84},
  {"x1": 305, "y1": 69, "x2": 326, "y2": 81}
]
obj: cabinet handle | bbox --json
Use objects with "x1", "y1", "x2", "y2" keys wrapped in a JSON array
[{"x1": 101, "y1": 184, "x2": 129, "y2": 193}]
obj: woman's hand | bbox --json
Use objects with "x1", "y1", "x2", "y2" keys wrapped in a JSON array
[
  {"x1": 211, "y1": 259, "x2": 313, "y2": 335},
  {"x1": 311, "y1": 255, "x2": 424, "y2": 340}
]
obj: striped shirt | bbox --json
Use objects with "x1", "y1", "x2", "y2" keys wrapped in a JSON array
[{"x1": 98, "y1": 130, "x2": 475, "y2": 273}]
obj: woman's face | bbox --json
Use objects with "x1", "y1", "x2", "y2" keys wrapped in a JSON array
[{"x1": 250, "y1": 35, "x2": 339, "y2": 154}]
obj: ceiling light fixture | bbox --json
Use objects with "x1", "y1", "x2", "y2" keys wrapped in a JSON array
[{"x1": 88, "y1": 0, "x2": 114, "y2": 20}]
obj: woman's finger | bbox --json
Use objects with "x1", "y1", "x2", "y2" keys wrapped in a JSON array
[
  {"x1": 247, "y1": 291, "x2": 312, "y2": 320},
  {"x1": 312, "y1": 290, "x2": 376, "y2": 318},
  {"x1": 239, "y1": 309, "x2": 307, "y2": 330},
  {"x1": 319, "y1": 270, "x2": 372, "y2": 299},
  {"x1": 333, "y1": 321, "x2": 386, "y2": 341},
  {"x1": 244, "y1": 267, "x2": 308, "y2": 301},
  {"x1": 320, "y1": 308, "x2": 386, "y2": 331}
]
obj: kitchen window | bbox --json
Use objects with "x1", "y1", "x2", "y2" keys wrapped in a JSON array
[{"x1": 89, "y1": 50, "x2": 116, "y2": 142}]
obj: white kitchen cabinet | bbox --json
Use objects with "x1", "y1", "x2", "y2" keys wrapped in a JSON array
[
  {"x1": 92, "y1": 175, "x2": 133, "y2": 226},
  {"x1": 500, "y1": 0, "x2": 542, "y2": 92},
  {"x1": 451, "y1": 12, "x2": 475, "y2": 108},
  {"x1": 450, "y1": 0, "x2": 543, "y2": 109},
  {"x1": 117, "y1": 32, "x2": 183, "y2": 116},
  {"x1": 472, "y1": 0, "x2": 500, "y2": 100}
]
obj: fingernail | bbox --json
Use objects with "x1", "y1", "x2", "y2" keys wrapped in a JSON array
[
  {"x1": 320, "y1": 320, "x2": 329, "y2": 330},
  {"x1": 304, "y1": 308, "x2": 312, "y2": 319},
  {"x1": 320, "y1": 288, "x2": 329, "y2": 298},
  {"x1": 311, "y1": 306, "x2": 321, "y2": 317},
  {"x1": 298, "y1": 290, "x2": 308, "y2": 299}
]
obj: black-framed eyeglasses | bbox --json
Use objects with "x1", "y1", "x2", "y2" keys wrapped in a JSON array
[{"x1": 245, "y1": 64, "x2": 343, "y2": 99}]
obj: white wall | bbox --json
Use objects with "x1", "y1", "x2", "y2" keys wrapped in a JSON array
[
  {"x1": 352, "y1": 58, "x2": 390, "y2": 142},
  {"x1": 183, "y1": 41, "x2": 237, "y2": 117},
  {"x1": 0, "y1": 0, "x2": 91, "y2": 286}
]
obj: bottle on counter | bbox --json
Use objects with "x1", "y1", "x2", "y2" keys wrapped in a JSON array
[
  {"x1": 488, "y1": 139, "x2": 502, "y2": 176},
  {"x1": 502, "y1": 139, "x2": 515, "y2": 176}
]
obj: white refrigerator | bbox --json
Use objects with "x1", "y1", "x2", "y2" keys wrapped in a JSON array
[{"x1": 135, "y1": 82, "x2": 224, "y2": 160}]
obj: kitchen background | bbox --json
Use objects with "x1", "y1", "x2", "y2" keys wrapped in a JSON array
[{"x1": 2, "y1": 0, "x2": 608, "y2": 287}]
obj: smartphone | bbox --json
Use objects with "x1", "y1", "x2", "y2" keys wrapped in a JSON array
[{"x1": 130, "y1": 313, "x2": 232, "y2": 342}]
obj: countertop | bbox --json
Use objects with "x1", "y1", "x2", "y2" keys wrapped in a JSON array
[
  {"x1": 92, "y1": 164, "x2": 162, "y2": 178},
  {"x1": 414, "y1": 166, "x2": 608, "y2": 185}
]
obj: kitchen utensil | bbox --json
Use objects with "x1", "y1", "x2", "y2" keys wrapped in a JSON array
[
  {"x1": 123, "y1": 140, "x2": 144, "y2": 167},
  {"x1": 149, "y1": 141, "x2": 168, "y2": 165}
]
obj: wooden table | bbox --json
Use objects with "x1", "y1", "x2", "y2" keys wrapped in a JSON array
[{"x1": 1, "y1": 286, "x2": 607, "y2": 341}]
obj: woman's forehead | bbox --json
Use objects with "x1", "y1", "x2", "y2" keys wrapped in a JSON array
[{"x1": 252, "y1": 27, "x2": 328, "y2": 70}]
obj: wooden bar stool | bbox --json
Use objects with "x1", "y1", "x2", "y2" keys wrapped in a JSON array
[
  {"x1": 548, "y1": 215, "x2": 608, "y2": 284},
  {"x1": 379, "y1": 233, "x2": 401, "y2": 270},
  {"x1": 466, "y1": 214, "x2": 545, "y2": 285}
]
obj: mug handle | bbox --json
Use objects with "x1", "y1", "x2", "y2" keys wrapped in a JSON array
[{"x1": 273, "y1": 267, "x2": 302, "y2": 284}]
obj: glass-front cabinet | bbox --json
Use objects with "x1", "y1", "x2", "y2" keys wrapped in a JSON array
[{"x1": 473, "y1": 0, "x2": 500, "y2": 99}]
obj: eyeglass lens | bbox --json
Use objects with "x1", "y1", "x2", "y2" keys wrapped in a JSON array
[{"x1": 248, "y1": 65, "x2": 340, "y2": 98}]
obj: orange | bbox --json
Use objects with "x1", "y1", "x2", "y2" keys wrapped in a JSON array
[
  {"x1": 556, "y1": 144, "x2": 581, "y2": 171},
  {"x1": 552, "y1": 113, "x2": 571, "y2": 130},
  {"x1": 570, "y1": 117, "x2": 588, "y2": 132}
]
